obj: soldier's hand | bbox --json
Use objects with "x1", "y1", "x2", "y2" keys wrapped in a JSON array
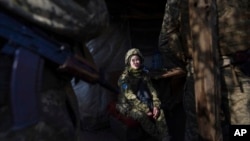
[
  {"x1": 153, "y1": 107, "x2": 160, "y2": 119},
  {"x1": 147, "y1": 111, "x2": 153, "y2": 116}
]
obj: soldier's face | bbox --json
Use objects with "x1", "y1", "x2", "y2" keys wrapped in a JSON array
[{"x1": 130, "y1": 55, "x2": 141, "y2": 69}]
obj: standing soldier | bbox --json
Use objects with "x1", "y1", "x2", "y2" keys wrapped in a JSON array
[
  {"x1": 0, "y1": 0, "x2": 108, "y2": 141},
  {"x1": 159, "y1": 0, "x2": 250, "y2": 141},
  {"x1": 159, "y1": 0, "x2": 197, "y2": 140}
]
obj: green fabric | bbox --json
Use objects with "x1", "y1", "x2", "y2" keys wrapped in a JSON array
[
  {"x1": 117, "y1": 67, "x2": 161, "y2": 113},
  {"x1": 127, "y1": 67, "x2": 143, "y2": 78},
  {"x1": 116, "y1": 67, "x2": 169, "y2": 140}
]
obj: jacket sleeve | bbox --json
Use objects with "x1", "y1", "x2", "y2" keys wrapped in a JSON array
[
  {"x1": 118, "y1": 72, "x2": 150, "y2": 113},
  {"x1": 146, "y1": 77, "x2": 161, "y2": 108}
]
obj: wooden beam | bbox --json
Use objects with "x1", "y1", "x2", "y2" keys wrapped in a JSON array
[{"x1": 188, "y1": 0, "x2": 222, "y2": 141}]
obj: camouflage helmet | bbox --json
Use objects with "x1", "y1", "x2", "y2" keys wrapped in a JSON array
[{"x1": 125, "y1": 48, "x2": 144, "y2": 65}]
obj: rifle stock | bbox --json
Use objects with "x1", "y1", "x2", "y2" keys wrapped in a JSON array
[
  {"x1": 59, "y1": 55, "x2": 100, "y2": 83},
  {"x1": 59, "y1": 55, "x2": 119, "y2": 94}
]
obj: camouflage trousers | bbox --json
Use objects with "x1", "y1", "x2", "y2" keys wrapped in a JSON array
[
  {"x1": 127, "y1": 107, "x2": 169, "y2": 141},
  {"x1": 183, "y1": 62, "x2": 250, "y2": 141},
  {"x1": 221, "y1": 66, "x2": 250, "y2": 125}
]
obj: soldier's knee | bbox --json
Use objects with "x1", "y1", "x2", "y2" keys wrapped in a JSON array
[{"x1": 129, "y1": 109, "x2": 145, "y2": 120}]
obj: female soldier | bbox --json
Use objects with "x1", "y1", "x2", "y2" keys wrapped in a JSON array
[{"x1": 116, "y1": 48, "x2": 170, "y2": 141}]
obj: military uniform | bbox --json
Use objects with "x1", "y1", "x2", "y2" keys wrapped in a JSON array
[
  {"x1": 116, "y1": 48, "x2": 170, "y2": 141},
  {"x1": 159, "y1": 0, "x2": 250, "y2": 141}
]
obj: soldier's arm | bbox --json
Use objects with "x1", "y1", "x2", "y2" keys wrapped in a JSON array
[
  {"x1": 118, "y1": 71, "x2": 129, "y2": 91},
  {"x1": 146, "y1": 77, "x2": 161, "y2": 108},
  {"x1": 124, "y1": 89, "x2": 150, "y2": 112}
]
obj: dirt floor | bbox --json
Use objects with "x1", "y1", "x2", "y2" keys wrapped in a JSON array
[
  {"x1": 80, "y1": 128, "x2": 119, "y2": 141},
  {"x1": 80, "y1": 129, "x2": 157, "y2": 141}
]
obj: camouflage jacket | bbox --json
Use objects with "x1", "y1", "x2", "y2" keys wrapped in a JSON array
[
  {"x1": 116, "y1": 68, "x2": 161, "y2": 114},
  {"x1": 159, "y1": 0, "x2": 250, "y2": 60},
  {"x1": 0, "y1": 0, "x2": 108, "y2": 39}
]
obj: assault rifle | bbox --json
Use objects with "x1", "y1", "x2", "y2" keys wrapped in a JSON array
[
  {"x1": 0, "y1": 13, "x2": 118, "y2": 92},
  {"x1": 0, "y1": 12, "x2": 118, "y2": 130}
]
